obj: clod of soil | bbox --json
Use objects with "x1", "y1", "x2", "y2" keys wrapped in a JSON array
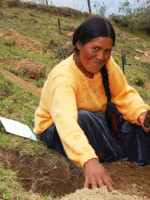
[{"x1": 144, "y1": 110, "x2": 150, "y2": 128}]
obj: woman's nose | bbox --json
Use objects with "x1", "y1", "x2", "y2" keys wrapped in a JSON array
[{"x1": 97, "y1": 51, "x2": 105, "y2": 60}]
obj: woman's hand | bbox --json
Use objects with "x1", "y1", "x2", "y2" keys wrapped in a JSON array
[
  {"x1": 138, "y1": 111, "x2": 150, "y2": 133},
  {"x1": 83, "y1": 158, "x2": 114, "y2": 191}
]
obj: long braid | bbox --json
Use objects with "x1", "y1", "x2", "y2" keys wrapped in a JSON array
[{"x1": 100, "y1": 65, "x2": 121, "y2": 136}]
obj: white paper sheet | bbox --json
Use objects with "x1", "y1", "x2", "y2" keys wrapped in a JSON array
[{"x1": 0, "y1": 117, "x2": 37, "y2": 141}]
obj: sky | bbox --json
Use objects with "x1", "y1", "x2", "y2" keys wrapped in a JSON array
[
  {"x1": 22, "y1": 0, "x2": 147, "y2": 17},
  {"x1": 48, "y1": 0, "x2": 136, "y2": 16}
]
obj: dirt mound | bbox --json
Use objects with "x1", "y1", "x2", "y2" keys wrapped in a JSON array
[
  {"x1": 0, "y1": 29, "x2": 43, "y2": 52},
  {"x1": 0, "y1": 56, "x2": 47, "y2": 79},
  {"x1": 60, "y1": 187, "x2": 147, "y2": 200},
  {"x1": 17, "y1": 58, "x2": 46, "y2": 79}
]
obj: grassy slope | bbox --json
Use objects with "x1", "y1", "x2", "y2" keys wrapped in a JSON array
[{"x1": 0, "y1": 1, "x2": 149, "y2": 199}]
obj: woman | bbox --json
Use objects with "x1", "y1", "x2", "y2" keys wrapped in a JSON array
[{"x1": 34, "y1": 17, "x2": 150, "y2": 191}]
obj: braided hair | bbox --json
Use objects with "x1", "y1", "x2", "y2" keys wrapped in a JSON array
[
  {"x1": 100, "y1": 65, "x2": 121, "y2": 135},
  {"x1": 73, "y1": 17, "x2": 121, "y2": 135}
]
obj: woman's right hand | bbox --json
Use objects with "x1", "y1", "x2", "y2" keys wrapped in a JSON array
[
  {"x1": 138, "y1": 111, "x2": 150, "y2": 133},
  {"x1": 83, "y1": 158, "x2": 114, "y2": 191}
]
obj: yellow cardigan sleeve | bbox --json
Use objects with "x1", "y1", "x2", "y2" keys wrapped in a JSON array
[
  {"x1": 50, "y1": 83, "x2": 98, "y2": 167},
  {"x1": 108, "y1": 58, "x2": 149, "y2": 124}
]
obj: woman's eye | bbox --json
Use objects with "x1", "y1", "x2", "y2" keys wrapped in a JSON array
[
  {"x1": 93, "y1": 47, "x2": 99, "y2": 51},
  {"x1": 105, "y1": 49, "x2": 111, "y2": 53}
]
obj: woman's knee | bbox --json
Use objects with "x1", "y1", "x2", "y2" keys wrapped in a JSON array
[{"x1": 78, "y1": 110, "x2": 91, "y2": 123}]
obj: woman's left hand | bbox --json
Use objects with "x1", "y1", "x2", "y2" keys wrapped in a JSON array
[{"x1": 138, "y1": 111, "x2": 150, "y2": 133}]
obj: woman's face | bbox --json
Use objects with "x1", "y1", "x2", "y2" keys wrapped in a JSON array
[{"x1": 76, "y1": 36, "x2": 113, "y2": 75}]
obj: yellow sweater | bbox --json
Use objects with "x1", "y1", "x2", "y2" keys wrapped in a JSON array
[{"x1": 34, "y1": 54, "x2": 149, "y2": 167}]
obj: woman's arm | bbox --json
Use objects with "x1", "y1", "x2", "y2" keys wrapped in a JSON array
[
  {"x1": 108, "y1": 57, "x2": 149, "y2": 124},
  {"x1": 50, "y1": 82, "x2": 98, "y2": 167},
  {"x1": 50, "y1": 83, "x2": 114, "y2": 190}
]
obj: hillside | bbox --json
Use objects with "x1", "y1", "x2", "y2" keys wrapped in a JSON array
[{"x1": 0, "y1": 0, "x2": 150, "y2": 200}]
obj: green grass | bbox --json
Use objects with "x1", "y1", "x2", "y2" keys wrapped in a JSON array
[
  {"x1": 0, "y1": 7, "x2": 83, "y2": 44},
  {"x1": 0, "y1": 6, "x2": 83, "y2": 74},
  {"x1": 0, "y1": 37, "x2": 53, "y2": 67},
  {"x1": 0, "y1": 161, "x2": 59, "y2": 200},
  {"x1": 111, "y1": 26, "x2": 150, "y2": 104},
  {"x1": 0, "y1": 73, "x2": 45, "y2": 154},
  {"x1": 120, "y1": 26, "x2": 150, "y2": 43},
  {"x1": 0, "y1": 162, "x2": 27, "y2": 200},
  {"x1": 0, "y1": 73, "x2": 39, "y2": 127}
]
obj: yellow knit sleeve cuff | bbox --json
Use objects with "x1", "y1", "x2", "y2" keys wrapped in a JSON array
[
  {"x1": 79, "y1": 154, "x2": 99, "y2": 168},
  {"x1": 135, "y1": 107, "x2": 150, "y2": 126}
]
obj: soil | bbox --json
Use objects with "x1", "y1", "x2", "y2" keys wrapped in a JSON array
[
  {"x1": 0, "y1": 147, "x2": 84, "y2": 196},
  {"x1": 0, "y1": 29, "x2": 150, "y2": 199},
  {"x1": 17, "y1": 58, "x2": 46, "y2": 79},
  {"x1": 0, "y1": 147, "x2": 150, "y2": 199},
  {"x1": 0, "y1": 56, "x2": 47, "y2": 79}
]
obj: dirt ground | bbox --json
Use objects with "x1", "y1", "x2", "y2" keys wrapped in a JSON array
[
  {"x1": 0, "y1": 29, "x2": 150, "y2": 199},
  {"x1": 1, "y1": 147, "x2": 150, "y2": 199}
]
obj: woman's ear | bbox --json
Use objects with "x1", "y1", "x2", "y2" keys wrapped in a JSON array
[{"x1": 76, "y1": 42, "x2": 82, "y2": 51}]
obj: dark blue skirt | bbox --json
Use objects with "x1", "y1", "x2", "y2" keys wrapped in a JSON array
[{"x1": 38, "y1": 110, "x2": 150, "y2": 166}]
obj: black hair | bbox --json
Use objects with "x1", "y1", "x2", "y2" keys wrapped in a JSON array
[
  {"x1": 100, "y1": 65, "x2": 121, "y2": 136},
  {"x1": 73, "y1": 17, "x2": 121, "y2": 136},
  {"x1": 73, "y1": 17, "x2": 115, "y2": 50}
]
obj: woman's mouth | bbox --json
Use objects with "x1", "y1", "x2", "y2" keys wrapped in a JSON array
[{"x1": 93, "y1": 61, "x2": 105, "y2": 66}]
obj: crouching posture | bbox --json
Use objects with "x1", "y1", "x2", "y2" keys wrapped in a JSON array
[{"x1": 34, "y1": 17, "x2": 150, "y2": 191}]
